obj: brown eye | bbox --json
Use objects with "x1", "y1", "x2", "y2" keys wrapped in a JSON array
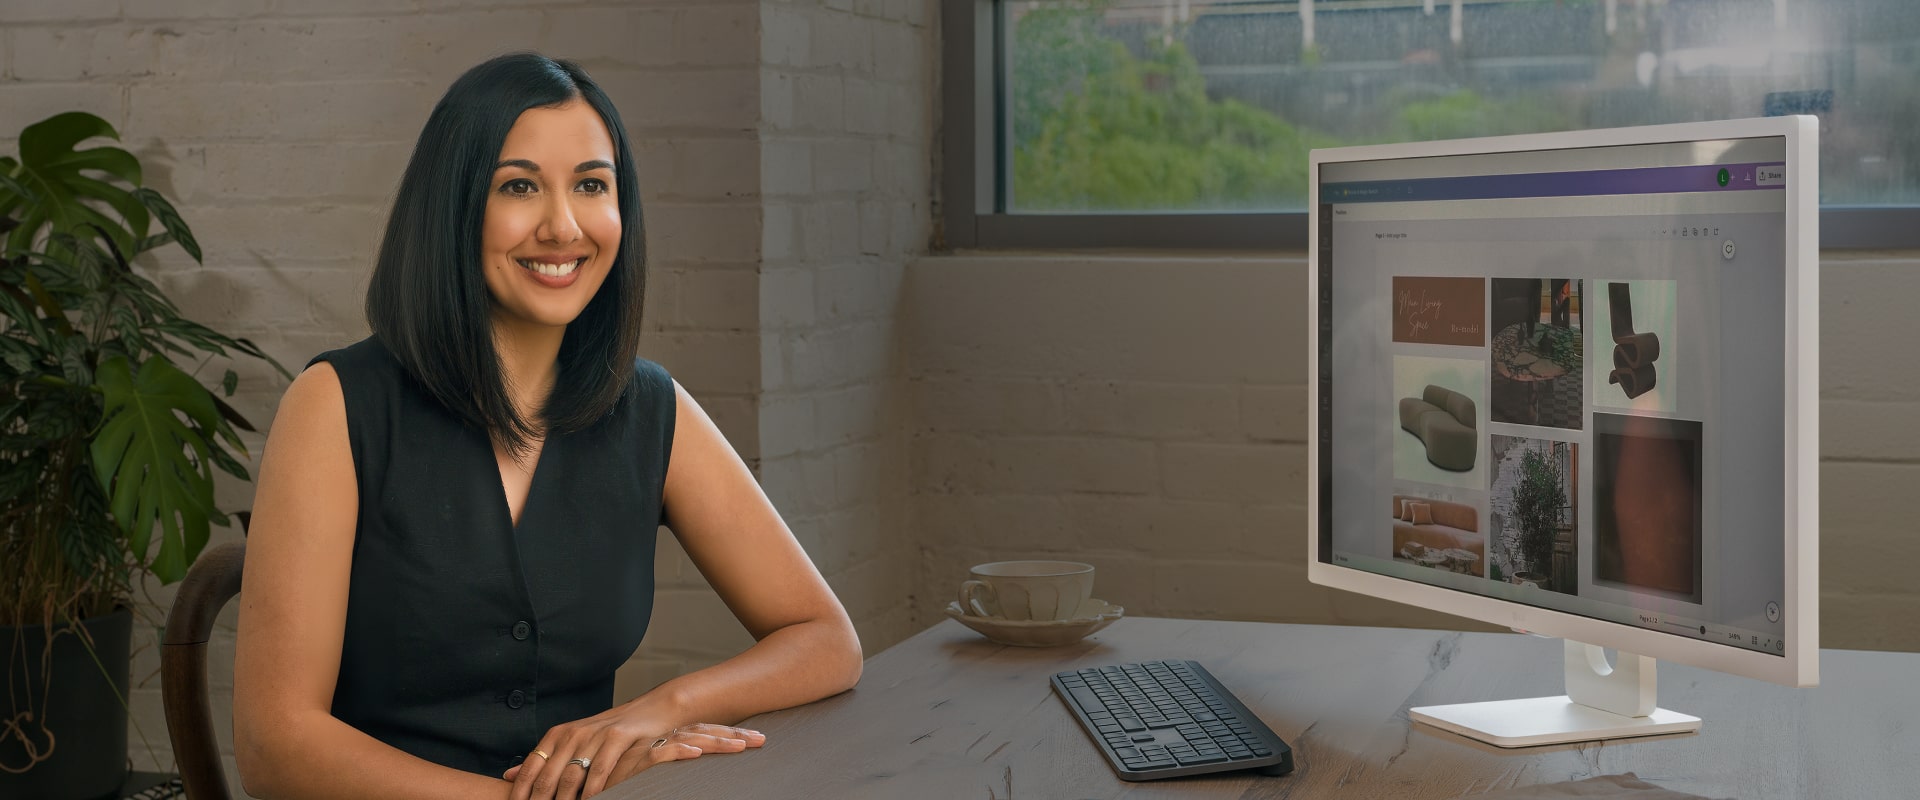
[
  {"x1": 499, "y1": 178, "x2": 537, "y2": 196},
  {"x1": 578, "y1": 178, "x2": 609, "y2": 195}
]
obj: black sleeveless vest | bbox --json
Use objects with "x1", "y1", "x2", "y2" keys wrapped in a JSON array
[{"x1": 307, "y1": 336, "x2": 674, "y2": 776}]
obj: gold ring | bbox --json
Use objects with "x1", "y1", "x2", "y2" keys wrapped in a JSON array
[{"x1": 529, "y1": 749, "x2": 550, "y2": 760}]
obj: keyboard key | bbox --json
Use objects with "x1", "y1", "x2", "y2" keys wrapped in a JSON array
[
  {"x1": 1115, "y1": 747, "x2": 1140, "y2": 759},
  {"x1": 1130, "y1": 732, "x2": 1155, "y2": 743},
  {"x1": 1252, "y1": 747, "x2": 1273, "y2": 757},
  {"x1": 1177, "y1": 751, "x2": 1229, "y2": 766},
  {"x1": 1117, "y1": 717, "x2": 1146, "y2": 732},
  {"x1": 1192, "y1": 712, "x2": 1218, "y2": 722}
]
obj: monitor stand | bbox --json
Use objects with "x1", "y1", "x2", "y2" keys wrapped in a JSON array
[{"x1": 1409, "y1": 639, "x2": 1702, "y2": 748}]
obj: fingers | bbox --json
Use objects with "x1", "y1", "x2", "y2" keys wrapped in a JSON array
[
  {"x1": 510, "y1": 737, "x2": 560, "y2": 800},
  {"x1": 675, "y1": 723, "x2": 768, "y2": 748}
]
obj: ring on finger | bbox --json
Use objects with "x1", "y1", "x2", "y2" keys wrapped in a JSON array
[
  {"x1": 529, "y1": 749, "x2": 550, "y2": 760},
  {"x1": 568, "y1": 757, "x2": 592, "y2": 769},
  {"x1": 650, "y1": 737, "x2": 669, "y2": 749}
]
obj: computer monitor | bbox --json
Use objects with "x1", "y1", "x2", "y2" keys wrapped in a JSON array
[{"x1": 1306, "y1": 117, "x2": 1819, "y2": 747}]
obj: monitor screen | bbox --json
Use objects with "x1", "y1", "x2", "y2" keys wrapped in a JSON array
[{"x1": 1310, "y1": 122, "x2": 1814, "y2": 677}]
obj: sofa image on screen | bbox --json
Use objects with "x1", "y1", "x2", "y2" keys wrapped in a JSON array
[
  {"x1": 1399, "y1": 384, "x2": 1477, "y2": 471},
  {"x1": 1391, "y1": 495, "x2": 1484, "y2": 577}
]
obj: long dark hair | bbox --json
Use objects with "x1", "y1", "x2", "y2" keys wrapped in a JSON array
[{"x1": 366, "y1": 52, "x2": 647, "y2": 454}]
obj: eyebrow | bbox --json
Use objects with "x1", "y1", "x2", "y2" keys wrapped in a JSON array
[{"x1": 493, "y1": 159, "x2": 615, "y2": 173}]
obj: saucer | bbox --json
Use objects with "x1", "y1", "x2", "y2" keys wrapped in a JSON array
[{"x1": 944, "y1": 599, "x2": 1124, "y2": 647}]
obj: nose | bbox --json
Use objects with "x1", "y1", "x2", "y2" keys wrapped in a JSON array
[{"x1": 538, "y1": 191, "x2": 582, "y2": 245}]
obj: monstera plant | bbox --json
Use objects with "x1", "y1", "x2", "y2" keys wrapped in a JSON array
[{"x1": 1, "y1": 111, "x2": 285, "y2": 796}]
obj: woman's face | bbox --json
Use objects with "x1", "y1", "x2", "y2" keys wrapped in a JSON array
[{"x1": 481, "y1": 100, "x2": 621, "y2": 332}]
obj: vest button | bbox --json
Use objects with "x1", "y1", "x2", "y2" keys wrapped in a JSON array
[
  {"x1": 507, "y1": 690, "x2": 526, "y2": 709},
  {"x1": 512, "y1": 621, "x2": 532, "y2": 640}
]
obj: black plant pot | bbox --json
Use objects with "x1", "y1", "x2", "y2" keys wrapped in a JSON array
[{"x1": 0, "y1": 606, "x2": 132, "y2": 800}]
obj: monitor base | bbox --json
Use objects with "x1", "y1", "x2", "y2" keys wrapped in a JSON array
[{"x1": 1411, "y1": 695, "x2": 1701, "y2": 748}]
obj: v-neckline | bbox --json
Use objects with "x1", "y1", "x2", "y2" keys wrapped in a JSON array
[{"x1": 495, "y1": 433, "x2": 551, "y2": 534}]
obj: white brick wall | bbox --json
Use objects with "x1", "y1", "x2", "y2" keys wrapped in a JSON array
[
  {"x1": 755, "y1": 0, "x2": 932, "y2": 656},
  {"x1": 905, "y1": 250, "x2": 1920, "y2": 652}
]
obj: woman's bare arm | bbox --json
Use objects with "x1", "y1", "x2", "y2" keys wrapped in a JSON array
[
  {"x1": 644, "y1": 379, "x2": 863, "y2": 723},
  {"x1": 233, "y1": 363, "x2": 511, "y2": 799}
]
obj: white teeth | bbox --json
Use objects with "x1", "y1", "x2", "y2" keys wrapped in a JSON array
[{"x1": 516, "y1": 257, "x2": 584, "y2": 277}]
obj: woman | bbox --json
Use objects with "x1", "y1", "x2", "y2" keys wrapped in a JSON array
[{"x1": 234, "y1": 53, "x2": 862, "y2": 800}]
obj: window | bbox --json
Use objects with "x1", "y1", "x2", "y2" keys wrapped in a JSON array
[{"x1": 940, "y1": 0, "x2": 1920, "y2": 249}]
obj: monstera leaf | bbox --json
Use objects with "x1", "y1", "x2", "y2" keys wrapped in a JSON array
[
  {"x1": 0, "y1": 111, "x2": 148, "y2": 261},
  {"x1": 90, "y1": 354, "x2": 221, "y2": 583}
]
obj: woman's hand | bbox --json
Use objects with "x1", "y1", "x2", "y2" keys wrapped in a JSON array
[{"x1": 503, "y1": 719, "x2": 765, "y2": 799}]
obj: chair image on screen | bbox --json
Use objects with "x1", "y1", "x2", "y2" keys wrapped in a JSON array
[
  {"x1": 1607, "y1": 282, "x2": 1661, "y2": 399},
  {"x1": 1398, "y1": 385, "x2": 1476, "y2": 471}
]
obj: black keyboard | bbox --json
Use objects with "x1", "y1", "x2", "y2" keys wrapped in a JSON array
[{"x1": 1052, "y1": 660, "x2": 1294, "y2": 781}]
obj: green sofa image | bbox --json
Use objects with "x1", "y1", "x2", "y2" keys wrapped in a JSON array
[{"x1": 1399, "y1": 384, "x2": 1478, "y2": 471}]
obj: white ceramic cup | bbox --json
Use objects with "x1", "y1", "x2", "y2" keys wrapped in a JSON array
[{"x1": 958, "y1": 561, "x2": 1095, "y2": 621}]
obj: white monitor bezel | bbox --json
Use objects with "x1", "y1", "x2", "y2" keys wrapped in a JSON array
[{"x1": 1306, "y1": 116, "x2": 1819, "y2": 689}]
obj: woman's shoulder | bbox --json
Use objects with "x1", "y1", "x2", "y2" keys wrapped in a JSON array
[
  {"x1": 630, "y1": 355, "x2": 673, "y2": 395},
  {"x1": 306, "y1": 335, "x2": 398, "y2": 377}
]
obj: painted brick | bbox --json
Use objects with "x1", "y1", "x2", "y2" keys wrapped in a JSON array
[
  {"x1": 1152, "y1": 560, "x2": 1332, "y2": 622},
  {"x1": 1064, "y1": 496, "x2": 1240, "y2": 556},
  {"x1": 762, "y1": 203, "x2": 802, "y2": 263},
  {"x1": 1822, "y1": 257, "x2": 1920, "y2": 401},
  {"x1": 761, "y1": 139, "x2": 813, "y2": 195},
  {"x1": 645, "y1": 587, "x2": 758, "y2": 654},
  {"x1": 816, "y1": 260, "x2": 900, "y2": 321},
  {"x1": 165, "y1": 141, "x2": 410, "y2": 204},
  {"x1": 760, "y1": 5, "x2": 811, "y2": 68},
  {"x1": 672, "y1": 4, "x2": 758, "y2": 67},
  {"x1": 810, "y1": 7, "x2": 872, "y2": 71},
  {"x1": 760, "y1": 265, "x2": 815, "y2": 328},
  {"x1": 0, "y1": 0, "x2": 119, "y2": 23},
  {"x1": 1238, "y1": 503, "x2": 1307, "y2": 561},
  {"x1": 663, "y1": 267, "x2": 759, "y2": 331},
  {"x1": 911, "y1": 376, "x2": 1065, "y2": 435},
  {"x1": 786, "y1": 319, "x2": 892, "y2": 389},
  {"x1": 1242, "y1": 384, "x2": 1310, "y2": 443},
  {"x1": 990, "y1": 437, "x2": 1158, "y2": 495},
  {"x1": 858, "y1": 199, "x2": 889, "y2": 255},
  {"x1": 813, "y1": 381, "x2": 890, "y2": 445},
  {"x1": 832, "y1": 437, "x2": 905, "y2": 509},
  {"x1": 592, "y1": 67, "x2": 760, "y2": 131},
  {"x1": 758, "y1": 391, "x2": 815, "y2": 459},
  {"x1": 1823, "y1": 400, "x2": 1920, "y2": 462},
  {"x1": 794, "y1": 73, "x2": 844, "y2": 131},
  {"x1": 664, "y1": 137, "x2": 760, "y2": 200},
  {"x1": 872, "y1": 18, "x2": 921, "y2": 80},
  {"x1": 761, "y1": 69, "x2": 796, "y2": 130},
  {"x1": 540, "y1": 9, "x2": 674, "y2": 68},
  {"x1": 842, "y1": 76, "x2": 886, "y2": 136},
  {"x1": 1060, "y1": 381, "x2": 1241, "y2": 441},
  {"x1": 0, "y1": 81, "x2": 128, "y2": 131},
  {"x1": 127, "y1": 80, "x2": 440, "y2": 142},
  {"x1": 120, "y1": 0, "x2": 279, "y2": 20},
  {"x1": 1162, "y1": 442, "x2": 1306, "y2": 505},
  {"x1": 640, "y1": 330, "x2": 760, "y2": 396},
  {"x1": 646, "y1": 202, "x2": 761, "y2": 265}
]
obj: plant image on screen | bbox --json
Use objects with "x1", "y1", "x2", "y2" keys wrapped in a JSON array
[{"x1": 1489, "y1": 436, "x2": 1577, "y2": 595}]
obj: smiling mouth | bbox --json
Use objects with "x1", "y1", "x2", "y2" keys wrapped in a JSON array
[{"x1": 515, "y1": 257, "x2": 586, "y2": 277}]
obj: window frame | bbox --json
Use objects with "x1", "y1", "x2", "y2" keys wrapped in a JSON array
[{"x1": 938, "y1": 0, "x2": 1919, "y2": 251}]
